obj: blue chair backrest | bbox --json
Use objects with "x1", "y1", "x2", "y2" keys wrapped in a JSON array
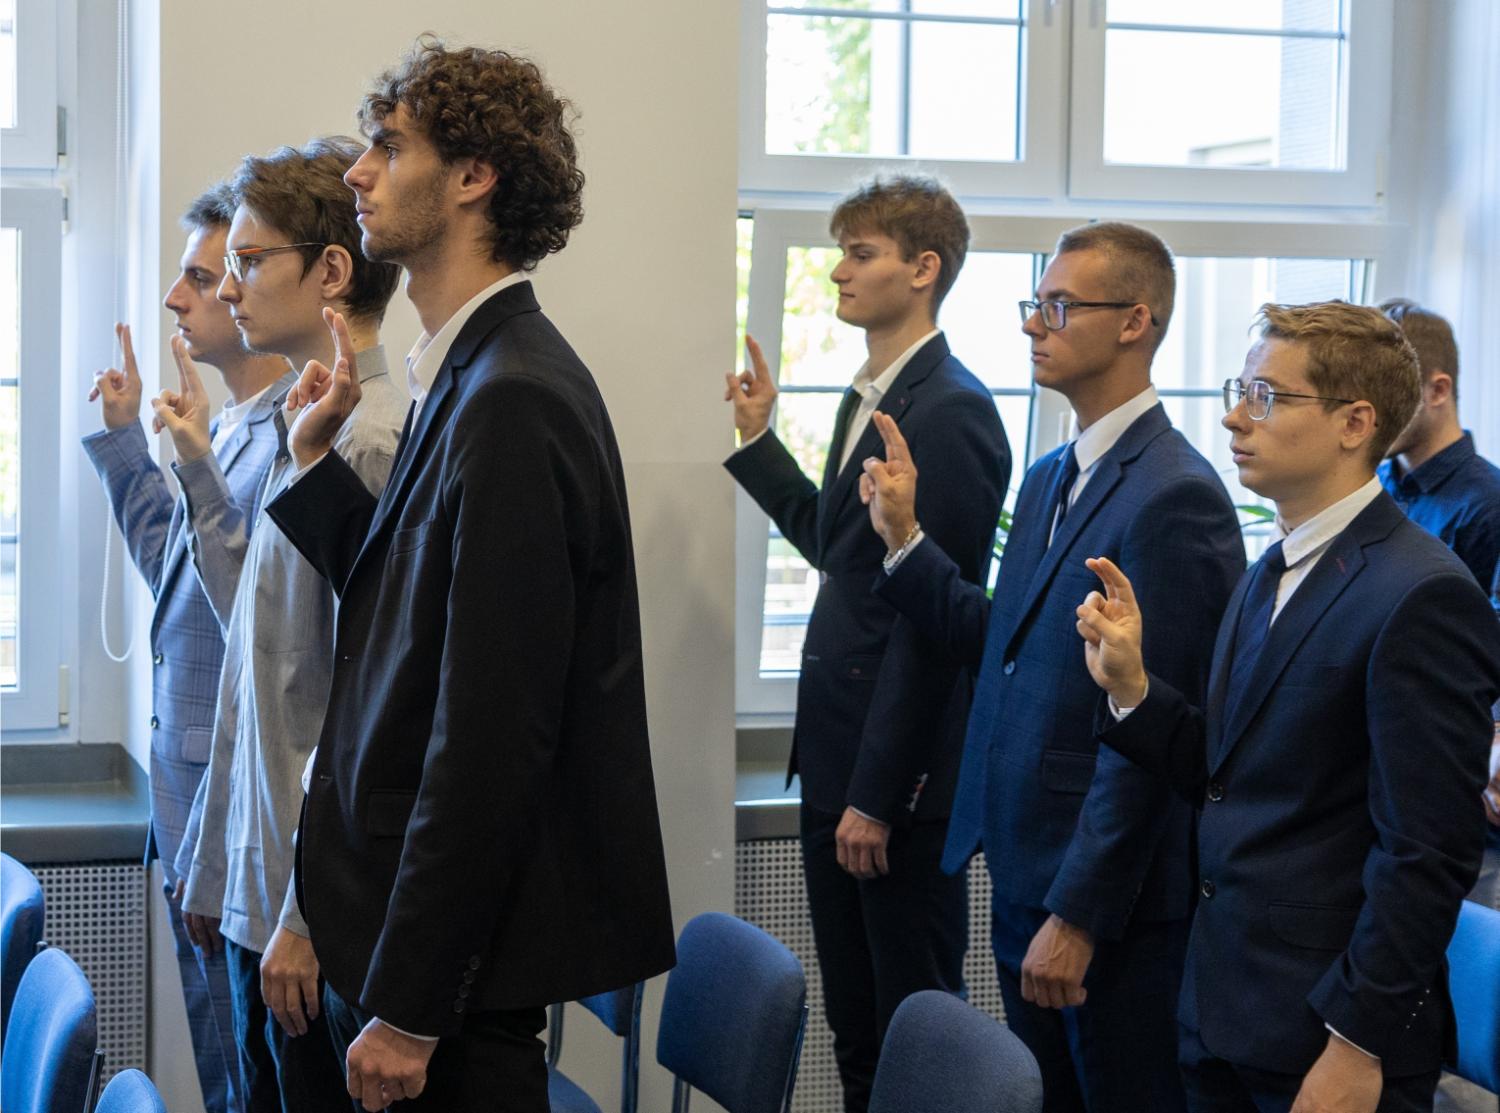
[
  {"x1": 657, "y1": 912, "x2": 808, "y2": 1113},
  {"x1": 96, "y1": 1069, "x2": 168, "y2": 1113},
  {"x1": 1447, "y1": 899, "x2": 1500, "y2": 1093},
  {"x1": 1, "y1": 851, "x2": 46, "y2": 1045},
  {"x1": 0, "y1": 947, "x2": 99, "y2": 1113},
  {"x1": 868, "y1": 990, "x2": 1043, "y2": 1113},
  {"x1": 548, "y1": 982, "x2": 644, "y2": 1113},
  {"x1": 579, "y1": 985, "x2": 639, "y2": 1039}
]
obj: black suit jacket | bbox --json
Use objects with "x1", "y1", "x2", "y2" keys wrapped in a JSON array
[
  {"x1": 268, "y1": 282, "x2": 675, "y2": 1035},
  {"x1": 725, "y1": 334, "x2": 1011, "y2": 823},
  {"x1": 1099, "y1": 492, "x2": 1500, "y2": 1075}
]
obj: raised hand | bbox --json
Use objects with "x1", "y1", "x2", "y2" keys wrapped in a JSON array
[
  {"x1": 722, "y1": 334, "x2": 778, "y2": 440},
  {"x1": 859, "y1": 411, "x2": 918, "y2": 552},
  {"x1": 89, "y1": 323, "x2": 145, "y2": 431},
  {"x1": 287, "y1": 307, "x2": 363, "y2": 469},
  {"x1": 150, "y1": 335, "x2": 214, "y2": 462},
  {"x1": 1075, "y1": 556, "x2": 1148, "y2": 708}
]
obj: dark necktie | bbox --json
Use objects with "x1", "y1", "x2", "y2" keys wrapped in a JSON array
[
  {"x1": 826, "y1": 386, "x2": 862, "y2": 478},
  {"x1": 1223, "y1": 540, "x2": 1287, "y2": 729},
  {"x1": 1049, "y1": 446, "x2": 1081, "y2": 542}
]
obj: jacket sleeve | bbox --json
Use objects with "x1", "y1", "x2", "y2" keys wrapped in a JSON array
[
  {"x1": 723, "y1": 430, "x2": 825, "y2": 566},
  {"x1": 265, "y1": 452, "x2": 379, "y2": 597},
  {"x1": 356, "y1": 377, "x2": 602, "y2": 1036},
  {"x1": 81, "y1": 422, "x2": 178, "y2": 594},
  {"x1": 176, "y1": 452, "x2": 258, "y2": 632},
  {"x1": 847, "y1": 391, "x2": 1010, "y2": 822},
  {"x1": 1045, "y1": 476, "x2": 1242, "y2": 939},
  {"x1": 1307, "y1": 571, "x2": 1500, "y2": 1058}
]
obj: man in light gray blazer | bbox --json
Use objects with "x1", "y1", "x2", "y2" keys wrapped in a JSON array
[
  {"x1": 158, "y1": 138, "x2": 405, "y2": 1113},
  {"x1": 84, "y1": 184, "x2": 295, "y2": 1113}
]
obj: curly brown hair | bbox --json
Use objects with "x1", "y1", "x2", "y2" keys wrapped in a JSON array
[{"x1": 358, "y1": 36, "x2": 584, "y2": 271}]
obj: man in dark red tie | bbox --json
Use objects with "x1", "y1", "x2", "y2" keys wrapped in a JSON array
[{"x1": 1079, "y1": 301, "x2": 1500, "y2": 1113}]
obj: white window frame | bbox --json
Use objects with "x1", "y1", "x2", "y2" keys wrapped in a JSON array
[
  {"x1": 739, "y1": 0, "x2": 1071, "y2": 200},
  {"x1": 1, "y1": 186, "x2": 64, "y2": 730},
  {"x1": 1067, "y1": 0, "x2": 1395, "y2": 207},
  {"x1": 1, "y1": 0, "x2": 59, "y2": 170}
]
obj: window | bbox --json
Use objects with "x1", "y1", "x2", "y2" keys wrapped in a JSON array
[
  {"x1": 0, "y1": 0, "x2": 58, "y2": 170},
  {"x1": 0, "y1": 187, "x2": 63, "y2": 729}
]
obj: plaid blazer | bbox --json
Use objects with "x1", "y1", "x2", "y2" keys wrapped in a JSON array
[{"x1": 82, "y1": 374, "x2": 295, "y2": 875}]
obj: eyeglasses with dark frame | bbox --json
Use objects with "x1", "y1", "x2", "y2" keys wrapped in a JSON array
[
  {"x1": 223, "y1": 243, "x2": 327, "y2": 284},
  {"x1": 1017, "y1": 299, "x2": 1162, "y2": 331},
  {"x1": 1222, "y1": 378, "x2": 1357, "y2": 421}
]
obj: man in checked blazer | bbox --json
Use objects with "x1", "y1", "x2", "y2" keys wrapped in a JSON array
[
  {"x1": 83, "y1": 184, "x2": 297, "y2": 1113},
  {"x1": 725, "y1": 175, "x2": 1011, "y2": 1112},
  {"x1": 862, "y1": 222, "x2": 1244, "y2": 1112},
  {"x1": 1081, "y1": 302, "x2": 1500, "y2": 1113}
]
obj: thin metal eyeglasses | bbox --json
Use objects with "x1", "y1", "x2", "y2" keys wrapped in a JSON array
[
  {"x1": 1222, "y1": 378, "x2": 1356, "y2": 421},
  {"x1": 223, "y1": 243, "x2": 326, "y2": 283},
  {"x1": 1017, "y1": 299, "x2": 1161, "y2": 331}
]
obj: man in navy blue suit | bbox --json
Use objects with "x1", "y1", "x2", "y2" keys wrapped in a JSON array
[
  {"x1": 724, "y1": 174, "x2": 1011, "y2": 1112},
  {"x1": 861, "y1": 221, "x2": 1244, "y2": 1112},
  {"x1": 1079, "y1": 301, "x2": 1500, "y2": 1113}
]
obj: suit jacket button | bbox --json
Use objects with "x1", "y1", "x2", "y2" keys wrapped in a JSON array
[
  {"x1": 1206, "y1": 782, "x2": 1224, "y2": 803},
  {"x1": 1200, "y1": 879, "x2": 1215, "y2": 899},
  {"x1": 150, "y1": 715, "x2": 159, "y2": 729},
  {"x1": 458, "y1": 985, "x2": 470, "y2": 998},
  {"x1": 1003, "y1": 660, "x2": 1016, "y2": 676},
  {"x1": 453, "y1": 1000, "x2": 466, "y2": 1013},
  {"x1": 462, "y1": 970, "x2": 476, "y2": 984},
  {"x1": 153, "y1": 653, "x2": 164, "y2": 666},
  {"x1": 468, "y1": 956, "x2": 481, "y2": 970}
]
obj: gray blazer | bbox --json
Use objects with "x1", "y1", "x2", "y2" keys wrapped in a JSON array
[{"x1": 176, "y1": 347, "x2": 407, "y2": 950}]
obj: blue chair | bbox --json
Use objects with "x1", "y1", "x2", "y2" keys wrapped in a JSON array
[
  {"x1": 1447, "y1": 899, "x2": 1500, "y2": 1094},
  {"x1": 1, "y1": 851, "x2": 46, "y2": 1045},
  {"x1": 656, "y1": 912, "x2": 808, "y2": 1113},
  {"x1": 868, "y1": 990, "x2": 1043, "y2": 1113},
  {"x1": 95, "y1": 1069, "x2": 168, "y2": 1113},
  {"x1": 546, "y1": 983, "x2": 644, "y2": 1113},
  {"x1": 0, "y1": 946, "x2": 103, "y2": 1113}
]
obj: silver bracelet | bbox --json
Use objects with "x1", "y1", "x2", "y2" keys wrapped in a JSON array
[{"x1": 882, "y1": 522, "x2": 923, "y2": 574}]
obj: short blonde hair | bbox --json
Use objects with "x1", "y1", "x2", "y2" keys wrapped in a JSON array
[
  {"x1": 1255, "y1": 301, "x2": 1421, "y2": 465},
  {"x1": 830, "y1": 173, "x2": 969, "y2": 309},
  {"x1": 1054, "y1": 221, "x2": 1176, "y2": 347}
]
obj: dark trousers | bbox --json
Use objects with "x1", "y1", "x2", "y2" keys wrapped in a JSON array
[
  {"x1": 990, "y1": 894, "x2": 1188, "y2": 1113},
  {"x1": 800, "y1": 802, "x2": 968, "y2": 1113},
  {"x1": 322, "y1": 983, "x2": 548, "y2": 1113},
  {"x1": 1179, "y1": 1022, "x2": 1441, "y2": 1113},
  {"x1": 223, "y1": 940, "x2": 349, "y2": 1113}
]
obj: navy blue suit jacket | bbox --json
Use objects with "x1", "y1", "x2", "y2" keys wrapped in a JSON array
[
  {"x1": 879, "y1": 403, "x2": 1243, "y2": 939},
  {"x1": 1099, "y1": 492, "x2": 1500, "y2": 1075},
  {"x1": 725, "y1": 334, "x2": 1010, "y2": 824}
]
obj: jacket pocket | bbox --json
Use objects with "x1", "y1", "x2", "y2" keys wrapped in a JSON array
[
  {"x1": 1268, "y1": 901, "x2": 1360, "y2": 950},
  {"x1": 390, "y1": 519, "x2": 435, "y2": 556},
  {"x1": 365, "y1": 789, "x2": 418, "y2": 838},
  {"x1": 1041, "y1": 750, "x2": 1097, "y2": 794}
]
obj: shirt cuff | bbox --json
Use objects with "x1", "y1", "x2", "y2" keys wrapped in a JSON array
[
  {"x1": 848, "y1": 806, "x2": 888, "y2": 826},
  {"x1": 882, "y1": 531, "x2": 925, "y2": 574},
  {"x1": 1325, "y1": 1023, "x2": 1380, "y2": 1060},
  {"x1": 734, "y1": 427, "x2": 770, "y2": 452},
  {"x1": 377, "y1": 1018, "x2": 439, "y2": 1043},
  {"x1": 1108, "y1": 685, "x2": 1145, "y2": 720},
  {"x1": 287, "y1": 451, "x2": 330, "y2": 484}
]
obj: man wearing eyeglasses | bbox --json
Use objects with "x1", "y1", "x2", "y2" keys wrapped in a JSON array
[
  {"x1": 862, "y1": 221, "x2": 1243, "y2": 1112},
  {"x1": 1079, "y1": 301, "x2": 1500, "y2": 1113},
  {"x1": 151, "y1": 137, "x2": 406, "y2": 1113},
  {"x1": 83, "y1": 184, "x2": 295, "y2": 1113}
]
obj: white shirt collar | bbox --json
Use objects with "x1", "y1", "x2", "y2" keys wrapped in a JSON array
[
  {"x1": 405, "y1": 271, "x2": 531, "y2": 406},
  {"x1": 219, "y1": 381, "x2": 275, "y2": 429},
  {"x1": 1071, "y1": 385, "x2": 1159, "y2": 474},
  {"x1": 1277, "y1": 476, "x2": 1384, "y2": 569},
  {"x1": 851, "y1": 329, "x2": 940, "y2": 400}
]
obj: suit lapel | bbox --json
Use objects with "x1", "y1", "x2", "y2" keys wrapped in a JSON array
[{"x1": 816, "y1": 334, "x2": 948, "y2": 555}]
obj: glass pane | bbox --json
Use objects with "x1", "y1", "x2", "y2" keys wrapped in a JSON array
[
  {"x1": 736, "y1": 216, "x2": 753, "y2": 359},
  {"x1": 1159, "y1": 396, "x2": 1274, "y2": 561},
  {"x1": 1108, "y1": 0, "x2": 1341, "y2": 33},
  {"x1": 765, "y1": 13, "x2": 1022, "y2": 160},
  {"x1": 774, "y1": 0, "x2": 1023, "y2": 15},
  {"x1": 760, "y1": 528, "x2": 818, "y2": 675},
  {"x1": 1153, "y1": 256, "x2": 1358, "y2": 390},
  {"x1": 1103, "y1": 29, "x2": 1343, "y2": 169},
  {"x1": 777, "y1": 246, "x2": 865, "y2": 387},
  {"x1": 0, "y1": 0, "x2": 16, "y2": 131},
  {"x1": 0, "y1": 226, "x2": 19, "y2": 689},
  {"x1": 940, "y1": 251, "x2": 1035, "y2": 391}
]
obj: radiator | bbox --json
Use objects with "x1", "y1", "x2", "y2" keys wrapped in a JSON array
[
  {"x1": 33, "y1": 861, "x2": 149, "y2": 1084},
  {"x1": 734, "y1": 839, "x2": 1003, "y2": 1113}
]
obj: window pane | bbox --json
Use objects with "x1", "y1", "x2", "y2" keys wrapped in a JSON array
[
  {"x1": 778, "y1": 246, "x2": 865, "y2": 387},
  {"x1": 1107, "y1": 0, "x2": 1341, "y2": 34},
  {"x1": 0, "y1": 0, "x2": 15, "y2": 130},
  {"x1": 1159, "y1": 396, "x2": 1275, "y2": 560},
  {"x1": 1153, "y1": 256, "x2": 1359, "y2": 390},
  {"x1": 0, "y1": 226, "x2": 18, "y2": 689},
  {"x1": 765, "y1": 12, "x2": 1022, "y2": 160},
  {"x1": 940, "y1": 251, "x2": 1035, "y2": 391},
  {"x1": 774, "y1": 0, "x2": 1023, "y2": 16},
  {"x1": 1103, "y1": 29, "x2": 1343, "y2": 169}
]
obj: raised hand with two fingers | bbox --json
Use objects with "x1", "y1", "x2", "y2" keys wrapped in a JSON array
[
  {"x1": 286, "y1": 307, "x2": 363, "y2": 470},
  {"x1": 722, "y1": 334, "x2": 779, "y2": 441},
  {"x1": 89, "y1": 323, "x2": 145, "y2": 431},
  {"x1": 858, "y1": 410, "x2": 919, "y2": 553},
  {"x1": 1075, "y1": 556, "x2": 1149, "y2": 709},
  {"x1": 150, "y1": 334, "x2": 216, "y2": 463}
]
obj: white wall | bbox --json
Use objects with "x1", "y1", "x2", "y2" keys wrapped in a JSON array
[{"x1": 125, "y1": 2, "x2": 740, "y2": 1108}]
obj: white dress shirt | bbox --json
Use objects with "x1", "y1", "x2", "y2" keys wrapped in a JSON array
[
  {"x1": 405, "y1": 270, "x2": 532, "y2": 419},
  {"x1": 211, "y1": 382, "x2": 276, "y2": 454}
]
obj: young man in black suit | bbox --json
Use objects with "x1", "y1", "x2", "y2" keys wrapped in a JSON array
[
  {"x1": 1078, "y1": 302, "x2": 1500, "y2": 1113},
  {"x1": 265, "y1": 39, "x2": 675, "y2": 1111},
  {"x1": 724, "y1": 174, "x2": 1011, "y2": 1112}
]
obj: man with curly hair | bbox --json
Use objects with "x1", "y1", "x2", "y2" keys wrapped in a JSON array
[{"x1": 263, "y1": 40, "x2": 675, "y2": 1110}]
